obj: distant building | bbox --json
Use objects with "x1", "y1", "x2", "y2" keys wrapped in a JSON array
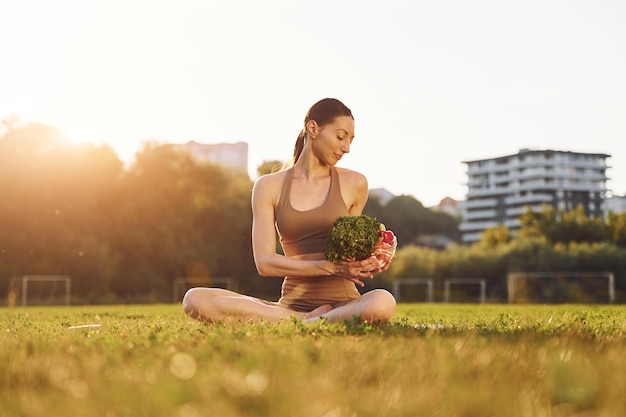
[
  {"x1": 369, "y1": 188, "x2": 395, "y2": 205},
  {"x1": 171, "y1": 140, "x2": 248, "y2": 173},
  {"x1": 606, "y1": 194, "x2": 626, "y2": 214},
  {"x1": 459, "y1": 148, "x2": 610, "y2": 243},
  {"x1": 432, "y1": 196, "x2": 461, "y2": 217}
]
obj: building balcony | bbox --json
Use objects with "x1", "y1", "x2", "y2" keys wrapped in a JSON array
[
  {"x1": 466, "y1": 188, "x2": 511, "y2": 198},
  {"x1": 516, "y1": 182, "x2": 604, "y2": 193},
  {"x1": 458, "y1": 220, "x2": 500, "y2": 232},
  {"x1": 504, "y1": 218, "x2": 522, "y2": 228},
  {"x1": 461, "y1": 232, "x2": 483, "y2": 243},
  {"x1": 462, "y1": 209, "x2": 498, "y2": 220},
  {"x1": 504, "y1": 194, "x2": 553, "y2": 205},
  {"x1": 505, "y1": 204, "x2": 549, "y2": 217},
  {"x1": 458, "y1": 199, "x2": 498, "y2": 210}
]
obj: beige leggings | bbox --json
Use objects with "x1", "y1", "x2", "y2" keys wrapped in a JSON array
[{"x1": 261, "y1": 276, "x2": 361, "y2": 313}]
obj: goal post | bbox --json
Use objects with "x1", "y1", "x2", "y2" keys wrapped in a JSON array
[
  {"x1": 443, "y1": 278, "x2": 486, "y2": 304},
  {"x1": 393, "y1": 278, "x2": 434, "y2": 302},
  {"x1": 8, "y1": 275, "x2": 71, "y2": 307},
  {"x1": 507, "y1": 271, "x2": 615, "y2": 304},
  {"x1": 173, "y1": 277, "x2": 237, "y2": 303}
]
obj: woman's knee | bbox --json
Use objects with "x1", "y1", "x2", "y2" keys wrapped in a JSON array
[
  {"x1": 364, "y1": 289, "x2": 396, "y2": 322},
  {"x1": 182, "y1": 287, "x2": 222, "y2": 320},
  {"x1": 182, "y1": 287, "x2": 207, "y2": 318},
  {"x1": 182, "y1": 287, "x2": 235, "y2": 322}
]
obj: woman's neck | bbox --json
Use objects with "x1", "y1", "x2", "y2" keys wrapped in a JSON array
[{"x1": 292, "y1": 153, "x2": 330, "y2": 180}]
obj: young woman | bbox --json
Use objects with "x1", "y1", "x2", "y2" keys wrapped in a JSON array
[{"x1": 183, "y1": 98, "x2": 397, "y2": 323}]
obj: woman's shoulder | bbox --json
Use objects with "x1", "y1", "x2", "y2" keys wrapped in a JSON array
[
  {"x1": 255, "y1": 168, "x2": 290, "y2": 184},
  {"x1": 334, "y1": 167, "x2": 369, "y2": 212},
  {"x1": 253, "y1": 169, "x2": 290, "y2": 198},
  {"x1": 335, "y1": 166, "x2": 368, "y2": 187}
]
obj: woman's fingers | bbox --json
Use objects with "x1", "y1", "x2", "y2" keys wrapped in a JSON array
[
  {"x1": 351, "y1": 277, "x2": 365, "y2": 287},
  {"x1": 373, "y1": 238, "x2": 397, "y2": 266},
  {"x1": 337, "y1": 257, "x2": 390, "y2": 284}
]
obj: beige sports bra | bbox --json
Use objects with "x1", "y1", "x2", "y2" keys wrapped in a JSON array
[{"x1": 275, "y1": 167, "x2": 349, "y2": 257}]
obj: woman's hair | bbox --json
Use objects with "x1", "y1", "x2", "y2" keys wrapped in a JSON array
[{"x1": 291, "y1": 98, "x2": 353, "y2": 165}]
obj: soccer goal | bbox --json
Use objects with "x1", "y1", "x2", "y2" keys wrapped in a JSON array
[
  {"x1": 7, "y1": 275, "x2": 71, "y2": 307},
  {"x1": 443, "y1": 278, "x2": 486, "y2": 303},
  {"x1": 507, "y1": 271, "x2": 615, "y2": 304},
  {"x1": 172, "y1": 277, "x2": 237, "y2": 303},
  {"x1": 393, "y1": 278, "x2": 434, "y2": 302}
]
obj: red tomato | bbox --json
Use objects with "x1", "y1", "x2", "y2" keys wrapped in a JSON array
[{"x1": 382, "y1": 230, "x2": 395, "y2": 244}]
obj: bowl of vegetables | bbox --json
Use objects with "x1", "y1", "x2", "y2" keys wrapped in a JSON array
[{"x1": 324, "y1": 214, "x2": 396, "y2": 263}]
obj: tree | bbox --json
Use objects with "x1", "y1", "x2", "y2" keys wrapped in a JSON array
[
  {"x1": 607, "y1": 211, "x2": 626, "y2": 247},
  {"x1": 363, "y1": 196, "x2": 386, "y2": 223},
  {"x1": 478, "y1": 225, "x2": 511, "y2": 248},
  {"x1": 257, "y1": 160, "x2": 284, "y2": 176},
  {"x1": 0, "y1": 122, "x2": 260, "y2": 302},
  {"x1": 518, "y1": 204, "x2": 607, "y2": 244},
  {"x1": 105, "y1": 143, "x2": 256, "y2": 299},
  {"x1": 556, "y1": 204, "x2": 607, "y2": 243},
  {"x1": 366, "y1": 195, "x2": 459, "y2": 248},
  {"x1": 0, "y1": 122, "x2": 124, "y2": 299}
]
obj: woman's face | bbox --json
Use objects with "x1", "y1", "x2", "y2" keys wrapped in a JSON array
[{"x1": 311, "y1": 115, "x2": 355, "y2": 166}]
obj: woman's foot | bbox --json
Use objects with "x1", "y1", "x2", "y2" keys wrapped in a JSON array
[{"x1": 302, "y1": 304, "x2": 333, "y2": 322}]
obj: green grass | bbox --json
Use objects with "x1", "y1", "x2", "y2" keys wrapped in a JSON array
[{"x1": 1, "y1": 303, "x2": 626, "y2": 417}]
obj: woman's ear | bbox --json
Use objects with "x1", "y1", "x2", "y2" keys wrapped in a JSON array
[{"x1": 305, "y1": 120, "x2": 318, "y2": 138}]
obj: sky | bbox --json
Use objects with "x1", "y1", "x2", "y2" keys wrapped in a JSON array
[{"x1": 1, "y1": 0, "x2": 625, "y2": 207}]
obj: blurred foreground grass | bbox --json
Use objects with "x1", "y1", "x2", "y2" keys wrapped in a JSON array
[{"x1": 1, "y1": 303, "x2": 625, "y2": 417}]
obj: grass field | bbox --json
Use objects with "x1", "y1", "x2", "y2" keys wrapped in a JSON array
[{"x1": 1, "y1": 303, "x2": 625, "y2": 417}]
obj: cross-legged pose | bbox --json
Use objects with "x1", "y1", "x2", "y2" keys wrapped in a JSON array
[{"x1": 183, "y1": 98, "x2": 397, "y2": 323}]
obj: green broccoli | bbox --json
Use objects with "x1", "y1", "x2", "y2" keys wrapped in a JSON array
[{"x1": 324, "y1": 215, "x2": 382, "y2": 262}]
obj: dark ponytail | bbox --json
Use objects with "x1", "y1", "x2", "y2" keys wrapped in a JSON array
[
  {"x1": 290, "y1": 98, "x2": 353, "y2": 165},
  {"x1": 292, "y1": 129, "x2": 307, "y2": 165}
]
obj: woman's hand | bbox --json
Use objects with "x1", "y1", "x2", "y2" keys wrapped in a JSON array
[
  {"x1": 333, "y1": 256, "x2": 386, "y2": 287},
  {"x1": 370, "y1": 234, "x2": 397, "y2": 273}
]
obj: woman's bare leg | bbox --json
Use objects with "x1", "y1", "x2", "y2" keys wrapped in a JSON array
[
  {"x1": 182, "y1": 287, "x2": 332, "y2": 323},
  {"x1": 304, "y1": 289, "x2": 396, "y2": 324}
]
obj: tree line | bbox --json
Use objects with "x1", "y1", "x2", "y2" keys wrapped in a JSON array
[
  {"x1": 384, "y1": 205, "x2": 626, "y2": 303},
  {"x1": 0, "y1": 121, "x2": 459, "y2": 304},
  {"x1": 0, "y1": 122, "x2": 257, "y2": 303},
  {"x1": 4, "y1": 120, "x2": 624, "y2": 305}
]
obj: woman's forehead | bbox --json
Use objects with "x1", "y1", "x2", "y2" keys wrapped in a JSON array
[{"x1": 332, "y1": 115, "x2": 355, "y2": 135}]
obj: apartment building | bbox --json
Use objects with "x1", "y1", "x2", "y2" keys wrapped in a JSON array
[
  {"x1": 171, "y1": 140, "x2": 249, "y2": 173},
  {"x1": 459, "y1": 149, "x2": 610, "y2": 243}
]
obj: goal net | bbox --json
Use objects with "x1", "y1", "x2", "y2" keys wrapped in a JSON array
[
  {"x1": 7, "y1": 275, "x2": 71, "y2": 307},
  {"x1": 172, "y1": 277, "x2": 237, "y2": 303},
  {"x1": 393, "y1": 278, "x2": 434, "y2": 302},
  {"x1": 443, "y1": 278, "x2": 487, "y2": 303},
  {"x1": 507, "y1": 271, "x2": 615, "y2": 304}
]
